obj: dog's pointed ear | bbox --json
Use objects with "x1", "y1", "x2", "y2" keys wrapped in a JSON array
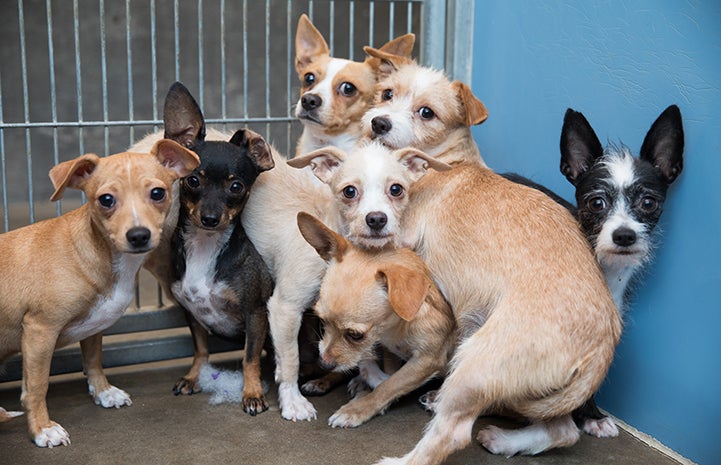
[
  {"x1": 151, "y1": 139, "x2": 201, "y2": 178},
  {"x1": 559, "y1": 108, "x2": 604, "y2": 186},
  {"x1": 395, "y1": 148, "x2": 452, "y2": 182},
  {"x1": 49, "y1": 153, "x2": 101, "y2": 201},
  {"x1": 287, "y1": 146, "x2": 347, "y2": 184},
  {"x1": 163, "y1": 82, "x2": 206, "y2": 148},
  {"x1": 377, "y1": 264, "x2": 430, "y2": 322},
  {"x1": 230, "y1": 128, "x2": 275, "y2": 173},
  {"x1": 375, "y1": 33, "x2": 415, "y2": 59},
  {"x1": 295, "y1": 14, "x2": 330, "y2": 70},
  {"x1": 640, "y1": 105, "x2": 684, "y2": 184},
  {"x1": 453, "y1": 81, "x2": 488, "y2": 126},
  {"x1": 297, "y1": 212, "x2": 349, "y2": 262},
  {"x1": 364, "y1": 46, "x2": 413, "y2": 76}
]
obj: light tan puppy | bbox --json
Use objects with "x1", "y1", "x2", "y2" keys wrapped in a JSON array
[
  {"x1": 296, "y1": 212, "x2": 455, "y2": 428},
  {"x1": 0, "y1": 141, "x2": 200, "y2": 447}
]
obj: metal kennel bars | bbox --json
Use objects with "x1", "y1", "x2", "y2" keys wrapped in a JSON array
[{"x1": 0, "y1": 0, "x2": 474, "y2": 381}]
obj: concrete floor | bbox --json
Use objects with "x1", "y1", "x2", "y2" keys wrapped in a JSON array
[{"x1": 0, "y1": 354, "x2": 684, "y2": 465}]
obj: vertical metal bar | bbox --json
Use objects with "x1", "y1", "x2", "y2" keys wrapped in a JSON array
[
  {"x1": 45, "y1": 0, "x2": 61, "y2": 216},
  {"x1": 220, "y1": 0, "x2": 227, "y2": 124},
  {"x1": 174, "y1": 0, "x2": 180, "y2": 81},
  {"x1": 328, "y1": 0, "x2": 334, "y2": 55},
  {"x1": 308, "y1": 0, "x2": 313, "y2": 21},
  {"x1": 0, "y1": 71, "x2": 7, "y2": 232},
  {"x1": 368, "y1": 0, "x2": 374, "y2": 48},
  {"x1": 286, "y1": 2, "x2": 291, "y2": 154},
  {"x1": 265, "y1": 0, "x2": 270, "y2": 138},
  {"x1": 388, "y1": 2, "x2": 395, "y2": 41},
  {"x1": 151, "y1": 0, "x2": 158, "y2": 129},
  {"x1": 242, "y1": 0, "x2": 248, "y2": 119},
  {"x1": 348, "y1": 0, "x2": 354, "y2": 60},
  {"x1": 18, "y1": 0, "x2": 34, "y2": 223},
  {"x1": 445, "y1": 0, "x2": 474, "y2": 83},
  {"x1": 125, "y1": 0, "x2": 134, "y2": 145},
  {"x1": 198, "y1": 0, "x2": 204, "y2": 108},
  {"x1": 407, "y1": 2, "x2": 412, "y2": 35},
  {"x1": 100, "y1": 0, "x2": 110, "y2": 156},
  {"x1": 421, "y1": 0, "x2": 445, "y2": 71}
]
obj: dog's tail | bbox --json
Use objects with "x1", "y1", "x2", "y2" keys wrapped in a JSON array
[{"x1": 0, "y1": 407, "x2": 23, "y2": 422}]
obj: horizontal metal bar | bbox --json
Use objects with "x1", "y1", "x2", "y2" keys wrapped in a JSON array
[
  {"x1": 104, "y1": 307, "x2": 188, "y2": 335},
  {"x1": 0, "y1": 117, "x2": 296, "y2": 130}
]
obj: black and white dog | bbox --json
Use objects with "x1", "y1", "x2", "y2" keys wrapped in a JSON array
[{"x1": 507, "y1": 105, "x2": 684, "y2": 437}]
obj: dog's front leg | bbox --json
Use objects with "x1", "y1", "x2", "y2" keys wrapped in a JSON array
[
  {"x1": 329, "y1": 354, "x2": 442, "y2": 428},
  {"x1": 174, "y1": 312, "x2": 209, "y2": 395},
  {"x1": 267, "y1": 293, "x2": 317, "y2": 421},
  {"x1": 80, "y1": 333, "x2": 132, "y2": 408},
  {"x1": 20, "y1": 318, "x2": 69, "y2": 447},
  {"x1": 240, "y1": 306, "x2": 269, "y2": 415}
]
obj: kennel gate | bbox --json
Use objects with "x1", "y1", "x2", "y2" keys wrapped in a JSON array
[{"x1": 0, "y1": 0, "x2": 474, "y2": 382}]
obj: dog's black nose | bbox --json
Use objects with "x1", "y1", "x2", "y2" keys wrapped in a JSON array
[
  {"x1": 201, "y1": 215, "x2": 220, "y2": 228},
  {"x1": 371, "y1": 116, "x2": 392, "y2": 135},
  {"x1": 126, "y1": 227, "x2": 151, "y2": 248},
  {"x1": 366, "y1": 212, "x2": 388, "y2": 231},
  {"x1": 301, "y1": 94, "x2": 322, "y2": 111},
  {"x1": 612, "y1": 227, "x2": 637, "y2": 247}
]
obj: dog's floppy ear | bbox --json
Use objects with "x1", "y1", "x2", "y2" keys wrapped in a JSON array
[
  {"x1": 230, "y1": 128, "x2": 276, "y2": 173},
  {"x1": 377, "y1": 264, "x2": 430, "y2": 322},
  {"x1": 452, "y1": 81, "x2": 488, "y2": 126},
  {"x1": 151, "y1": 139, "x2": 201, "y2": 178},
  {"x1": 295, "y1": 14, "x2": 330, "y2": 70},
  {"x1": 163, "y1": 82, "x2": 206, "y2": 148},
  {"x1": 639, "y1": 104, "x2": 684, "y2": 184},
  {"x1": 364, "y1": 46, "x2": 413, "y2": 77},
  {"x1": 287, "y1": 146, "x2": 347, "y2": 184},
  {"x1": 394, "y1": 148, "x2": 452, "y2": 182},
  {"x1": 297, "y1": 212, "x2": 349, "y2": 262},
  {"x1": 559, "y1": 108, "x2": 604, "y2": 186},
  {"x1": 49, "y1": 153, "x2": 101, "y2": 201}
]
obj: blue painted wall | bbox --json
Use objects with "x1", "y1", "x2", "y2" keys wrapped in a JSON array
[{"x1": 471, "y1": 2, "x2": 721, "y2": 464}]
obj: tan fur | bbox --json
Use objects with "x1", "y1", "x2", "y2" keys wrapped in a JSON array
[
  {"x1": 295, "y1": 14, "x2": 415, "y2": 155},
  {"x1": 0, "y1": 141, "x2": 199, "y2": 447},
  {"x1": 297, "y1": 213, "x2": 455, "y2": 428}
]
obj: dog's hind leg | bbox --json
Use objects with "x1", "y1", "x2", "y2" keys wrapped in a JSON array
[
  {"x1": 173, "y1": 314, "x2": 209, "y2": 395},
  {"x1": 80, "y1": 333, "x2": 132, "y2": 408},
  {"x1": 477, "y1": 415, "x2": 580, "y2": 456},
  {"x1": 267, "y1": 291, "x2": 317, "y2": 421}
]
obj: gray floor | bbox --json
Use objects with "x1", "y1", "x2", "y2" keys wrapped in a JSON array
[{"x1": 0, "y1": 354, "x2": 683, "y2": 465}]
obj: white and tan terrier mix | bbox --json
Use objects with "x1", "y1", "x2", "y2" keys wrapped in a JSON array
[
  {"x1": 297, "y1": 212, "x2": 455, "y2": 428},
  {"x1": 0, "y1": 141, "x2": 200, "y2": 447}
]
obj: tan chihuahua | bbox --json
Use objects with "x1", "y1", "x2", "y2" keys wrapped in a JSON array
[
  {"x1": 297, "y1": 212, "x2": 455, "y2": 428},
  {"x1": 0, "y1": 140, "x2": 200, "y2": 447}
]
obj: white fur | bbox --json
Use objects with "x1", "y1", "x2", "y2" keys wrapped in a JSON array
[
  {"x1": 171, "y1": 226, "x2": 233, "y2": 333},
  {"x1": 34, "y1": 424, "x2": 70, "y2": 448},
  {"x1": 477, "y1": 415, "x2": 580, "y2": 457},
  {"x1": 196, "y1": 363, "x2": 269, "y2": 405},
  {"x1": 59, "y1": 253, "x2": 145, "y2": 344},
  {"x1": 88, "y1": 385, "x2": 132, "y2": 408}
]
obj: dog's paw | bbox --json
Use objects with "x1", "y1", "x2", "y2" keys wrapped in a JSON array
[
  {"x1": 173, "y1": 377, "x2": 201, "y2": 395},
  {"x1": 582, "y1": 417, "x2": 619, "y2": 438},
  {"x1": 477, "y1": 425, "x2": 519, "y2": 457},
  {"x1": 242, "y1": 395, "x2": 269, "y2": 416},
  {"x1": 328, "y1": 399, "x2": 375, "y2": 428},
  {"x1": 33, "y1": 422, "x2": 71, "y2": 448},
  {"x1": 347, "y1": 375, "x2": 371, "y2": 398},
  {"x1": 0, "y1": 407, "x2": 24, "y2": 422},
  {"x1": 278, "y1": 383, "x2": 317, "y2": 421},
  {"x1": 301, "y1": 378, "x2": 332, "y2": 396},
  {"x1": 373, "y1": 457, "x2": 408, "y2": 465},
  {"x1": 93, "y1": 385, "x2": 132, "y2": 408},
  {"x1": 417, "y1": 389, "x2": 438, "y2": 412}
]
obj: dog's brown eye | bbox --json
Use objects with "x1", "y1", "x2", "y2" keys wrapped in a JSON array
[
  {"x1": 389, "y1": 184, "x2": 404, "y2": 197},
  {"x1": 345, "y1": 330, "x2": 365, "y2": 343},
  {"x1": 229, "y1": 180, "x2": 244, "y2": 194},
  {"x1": 342, "y1": 186, "x2": 358, "y2": 199},
  {"x1": 98, "y1": 194, "x2": 115, "y2": 209},
  {"x1": 639, "y1": 196, "x2": 659, "y2": 212},
  {"x1": 381, "y1": 89, "x2": 393, "y2": 101},
  {"x1": 304, "y1": 73, "x2": 315, "y2": 86},
  {"x1": 588, "y1": 197, "x2": 606, "y2": 212},
  {"x1": 185, "y1": 176, "x2": 200, "y2": 189},
  {"x1": 150, "y1": 187, "x2": 166, "y2": 201},
  {"x1": 419, "y1": 106, "x2": 435, "y2": 120},
  {"x1": 339, "y1": 82, "x2": 357, "y2": 97}
]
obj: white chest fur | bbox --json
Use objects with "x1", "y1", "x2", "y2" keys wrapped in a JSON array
[
  {"x1": 60, "y1": 254, "x2": 145, "y2": 344},
  {"x1": 171, "y1": 227, "x2": 234, "y2": 333}
]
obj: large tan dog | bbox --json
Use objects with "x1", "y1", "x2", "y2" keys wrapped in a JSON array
[{"x1": 0, "y1": 141, "x2": 200, "y2": 447}]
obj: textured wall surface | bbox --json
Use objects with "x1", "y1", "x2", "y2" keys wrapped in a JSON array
[{"x1": 471, "y1": 2, "x2": 720, "y2": 463}]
